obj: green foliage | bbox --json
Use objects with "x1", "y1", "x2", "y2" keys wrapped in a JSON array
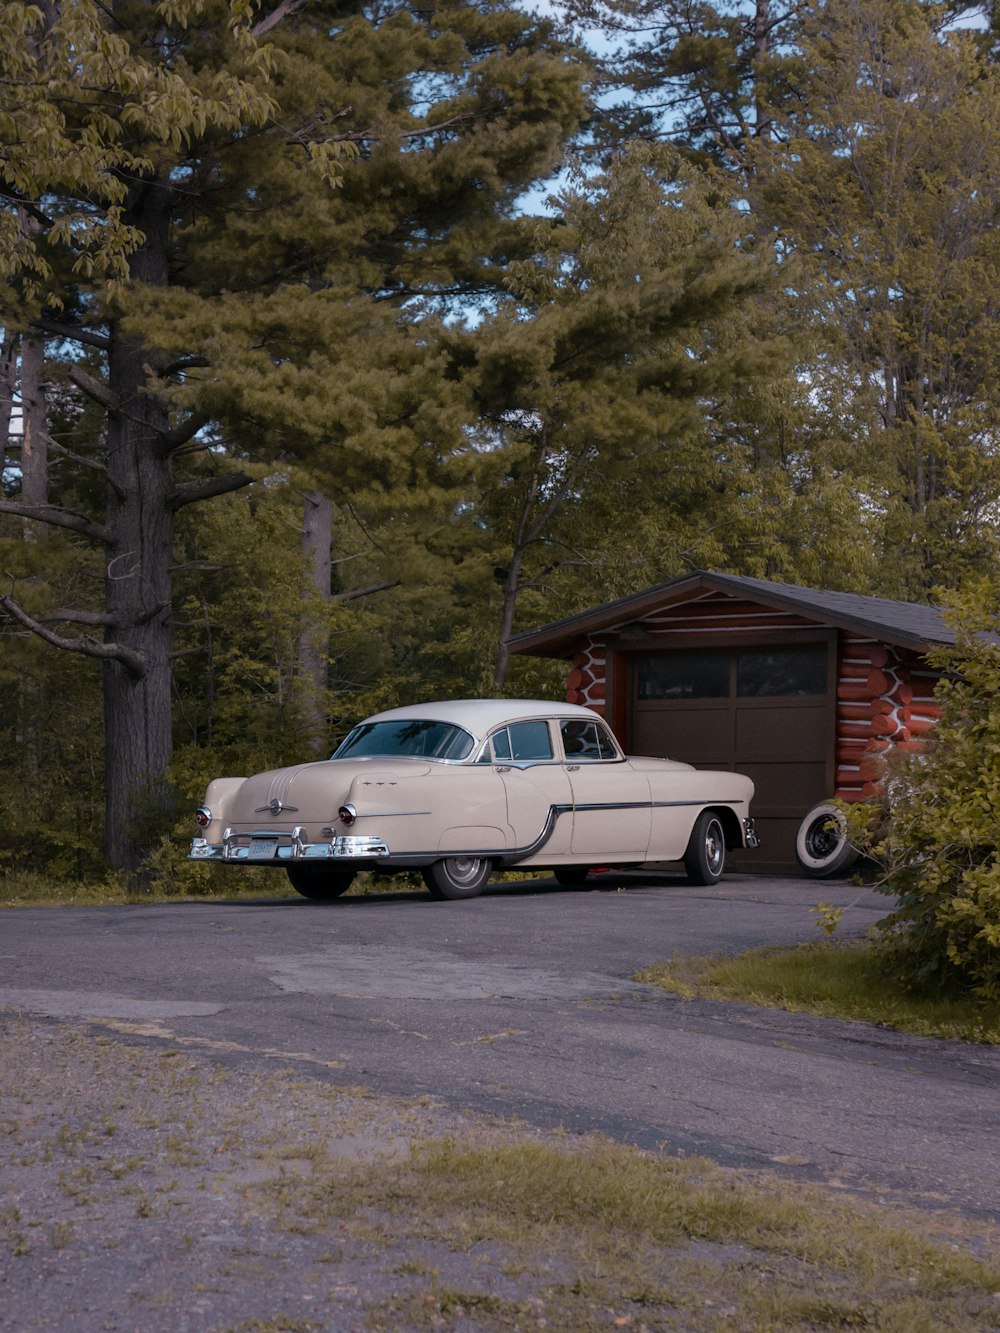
[
  {"x1": 761, "y1": 0, "x2": 1000, "y2": 593},
  {"x1": 874, "y1": 580, "x2": 1000, "y2": 998}
]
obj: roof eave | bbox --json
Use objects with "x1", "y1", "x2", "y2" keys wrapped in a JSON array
[{"x1": 506, "y1": 570, "x2": 947, "y2": 658}]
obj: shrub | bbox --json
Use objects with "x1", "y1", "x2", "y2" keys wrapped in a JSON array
[{"x1": 874, "y1": 580, "x2": 1000, "y2": 999}]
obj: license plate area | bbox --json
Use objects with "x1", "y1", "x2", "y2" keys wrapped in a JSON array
[{"x1": 248, "y1": 837, "x2": 279, "y2": 859}]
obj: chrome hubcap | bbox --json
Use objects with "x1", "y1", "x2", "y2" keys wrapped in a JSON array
[
  {"x1": 447, "y1": 857, "x2": 485, "y2": 887},
  {"x1": 705, "y1": 821, "x2": 724, "y2": 874}
]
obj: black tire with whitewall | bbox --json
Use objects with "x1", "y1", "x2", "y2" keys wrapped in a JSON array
[
  {"x1": 286, "y1": 866, "x2": 356, "y2": 900},
  {"x1": 422, "y1": 856, "x2": 492, "y2": 900},
  {"x1": 683, "y1": 810, "x2": 726, "y2": 885},
  {"x1": 795, "y1": 803, "x2": 860, "y2": 878}
]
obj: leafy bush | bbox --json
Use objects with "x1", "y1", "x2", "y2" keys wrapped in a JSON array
[{"x1": 874, "y1": 581, "x2": 1000, "y2": 999}]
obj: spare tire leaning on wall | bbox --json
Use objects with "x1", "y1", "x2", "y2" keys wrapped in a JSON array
[{"x1": 795, "y1": 802, "x2": 861, "y2": 878}]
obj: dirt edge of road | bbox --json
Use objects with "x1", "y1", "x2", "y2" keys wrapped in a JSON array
[{"x1": 3, "y1": 1012, "x2": 999, "y2": 1333}]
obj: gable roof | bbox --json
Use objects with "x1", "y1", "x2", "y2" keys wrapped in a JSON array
[{"x1": 507, "y1": 571, "x2": 956, "y2": 658}]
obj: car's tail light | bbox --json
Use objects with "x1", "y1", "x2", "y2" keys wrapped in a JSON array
[
  {"x1": 338, "y1": 804, "x2": 357, "y2": 826},
  {"x1": 195, "y1": 807, "x2": 212, "y2": 828}
]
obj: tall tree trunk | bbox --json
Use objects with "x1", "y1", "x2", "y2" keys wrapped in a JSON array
[
  {"x1": 298, "y1": 490, "x2": 332, "y2": 756},
  {"x1": 19, "y1": 331, "x2": 47, "y2": 521},
  {"x1": 102, "y1": 180, "x2": 175, "y2": 873},
  {"x1": 16, "y1": 332, "x2": 48, "y2": 782},
  {"x1": 493, "y1": 546, "x2": 526, "y2": 694},
  {"x1": 752, "y1": 0, "x2": 772, "y2": 143},
  {"x1": 0, "y1": 331, "x2": 15, "y2": 452}
]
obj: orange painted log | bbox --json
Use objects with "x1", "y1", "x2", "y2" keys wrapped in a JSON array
[
  {"x1": 906, "y1": 715, "x2": 937, "y2": 736},
  {"x1": 839, "y1": 699, "x2": 892, "y2": 720},
  {"x1": 837, "y1": 670, "x2": 890, "y2": 701},
  {"x1": 837, "y1": 753, "x2": 866, "y2": 772},
  {"x1": 838, "y1": 682, "x2": 875, "y2": 702},
  {"x1": 837, "y1": 783, "x2": 878, "y2": 803},
  {"x1": 860, "y1": 752, "x2": 888, "y2": 781},
  {"x1": 890, "y1": 681, "x2": 913, "y2": 704},
  {"x1": 838, "y1": 721, "x2": 873, "y2": 739},
  {"x1": 870, "y1": 714, "x2": 901, "y2": 737},
  {"x1": 587, "y1": 681, "x2": 606, "y2": 701},
  {"x1": 909, "y1": 700, "x2": 941, "y2": 716},
  {"x1": 565, "y1": 689, "x2": 583, "y2": 705},
  {"x1": 842, "y1": 644, "x2": 889, "y2": 668},
  {"x1": 567, "y1": 668, "x2": 585, "y2": 690}
]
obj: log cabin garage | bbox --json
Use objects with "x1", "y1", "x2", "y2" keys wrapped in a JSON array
[{"x1": 506, "y1": 571, "x2": 953, "y2": 876}]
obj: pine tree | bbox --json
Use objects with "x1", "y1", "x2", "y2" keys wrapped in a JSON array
[{"x1": 0, "y1": 0, "x2": 585, "y2": 871}]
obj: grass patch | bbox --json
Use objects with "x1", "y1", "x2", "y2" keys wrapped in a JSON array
[
  {"x1": 0, "y1": 866, "x2": 417, "y2": 908},
  {"x1": 635, "y1": 941, "x2": 1000, "y2": 1044},
  {"x1": 0, "y1": 867, "x2": 288, "y2": 908},
  {"x1": 271, "y1": 1134, "x2": 1000, "y2": 1332}
]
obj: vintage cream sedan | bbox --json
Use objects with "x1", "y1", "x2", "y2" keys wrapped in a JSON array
[{"x1": 189, "y1": 699, "x2": 757, "y2": 900}]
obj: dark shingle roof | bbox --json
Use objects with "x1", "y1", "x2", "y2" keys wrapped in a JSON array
[{"x1": 507, "y1": 570, "x2": 956, "y2": 658}]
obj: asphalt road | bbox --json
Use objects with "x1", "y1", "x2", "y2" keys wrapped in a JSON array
[{"x1": 2, "y1": 872, "x2": 998, "y2": 1221}]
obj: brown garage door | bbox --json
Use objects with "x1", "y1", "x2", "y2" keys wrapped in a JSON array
[{"x1": 628, "y1": 640, "x2": 836, "y2": 873}]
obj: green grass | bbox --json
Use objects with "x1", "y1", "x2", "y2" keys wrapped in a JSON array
[
  {"x1": 0, "y1": 866, "x2": 413, "y2": 908},
  {"x1": 271, "y1": 1133, "x2": 1000, "y2": 1331},
  {"x1": 635, "y1": 941, "x2": 1000, "y2": 1043}
]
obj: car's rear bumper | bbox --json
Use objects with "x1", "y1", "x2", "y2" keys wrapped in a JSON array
[{"x1": 189, "y1": 830, "x2": 390, "y2": 864}]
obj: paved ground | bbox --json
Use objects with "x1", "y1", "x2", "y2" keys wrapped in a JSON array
[{"x1": 2, "y1": 871, "x2": 998, "y2": 1224}]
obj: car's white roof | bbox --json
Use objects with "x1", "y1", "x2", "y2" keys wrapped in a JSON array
[{"x1": 362, "y1": 698, "x2": 604, "y2": 742}]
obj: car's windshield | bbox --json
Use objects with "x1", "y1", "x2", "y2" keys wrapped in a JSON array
[{"x1": 332, "y1": 719, "x2": 475, "y2": 762}]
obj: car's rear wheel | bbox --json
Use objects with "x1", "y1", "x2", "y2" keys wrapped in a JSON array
[
  {"x1": 286, "y1": 866, "x2": 356, "y2": 900},
  {"x1": 795, "y1": 803, "x2": 859, "y2": 878},
  {"x1": 422, "y1": 856, "x2": 491, "y2": 900},
  {"x1": 683, "y1": 811, "x2": 726, "y2": 885},
  {"x1": 553, "y1": 866, "x2": 590, "y2": 886}
]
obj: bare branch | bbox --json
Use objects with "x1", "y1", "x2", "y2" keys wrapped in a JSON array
[
  {"x1": 37, "y1": 608, "x2": 114, "y2": 626},
  {"x1": 161, "y1": 412, "x2": 210, "y2": 454},
  {"x1": 0, "y1": 498, "x2": 110, "y2": 543},
  {"x1": 68, "y1": 365, "x2": 119, "y2": 414},
  {"x1": 162, "y1": 356, "x2": 209, "y2": 378},
  {"x1": 168, "y1": 471, "x2": 254, "y2": 510},
  {"x1": 29, "y1": 317, "x2": 111, "y2": 353},
  {"x1": 252, "y1": 0, "x2": 310, "y2": 39},
  {"x1": 332, "y1": 581, "x2": 399, "y2": 602},
  {"x1": 45, "y1": 433, "x2": 121, "y2": 495},
  {"x1": 0, "y1": 594, "x2": 146, "y2": 676}
]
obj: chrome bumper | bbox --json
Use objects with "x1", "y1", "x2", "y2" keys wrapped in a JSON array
[
  {"x1": 743, "y1": 818, "x2": 760, "y2": 849},
  {"x1": 189, "y1": 827, "x2": 390, "y2": 864}
]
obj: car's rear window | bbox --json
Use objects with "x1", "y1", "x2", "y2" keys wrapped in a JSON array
[{"x1": 332, "y1": 719, "x2": 475, "y2": 761}]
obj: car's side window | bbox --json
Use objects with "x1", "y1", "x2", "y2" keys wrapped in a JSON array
[
  {"x1": 491, "y1": 721, "x2": 554, "y2": 763},
  {"x1": 560, "y1": 719, "x2": 618, "y2": 761}
]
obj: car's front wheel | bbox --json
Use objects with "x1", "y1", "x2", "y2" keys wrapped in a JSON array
[
  {"x1": 422, "y1": 856, "x2": 491, "y2": 900},
  {"x1": 286, "y1": 866, "x2": 356, "y2": 901},
  {"x1": 683, "y1": 811, "x2": 726, "y2": 885}
]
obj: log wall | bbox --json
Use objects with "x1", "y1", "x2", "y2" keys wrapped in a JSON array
[{"x1": 834, "y1": 639, "x2": 940, "y2": 803}]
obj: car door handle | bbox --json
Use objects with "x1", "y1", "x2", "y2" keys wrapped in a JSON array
[
  {"x1": 567, "y1": 765, "x2": 580, "y2": 772},
  {"x1": 494, "y1": 765, "x2": 511, "y2": 773}
]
